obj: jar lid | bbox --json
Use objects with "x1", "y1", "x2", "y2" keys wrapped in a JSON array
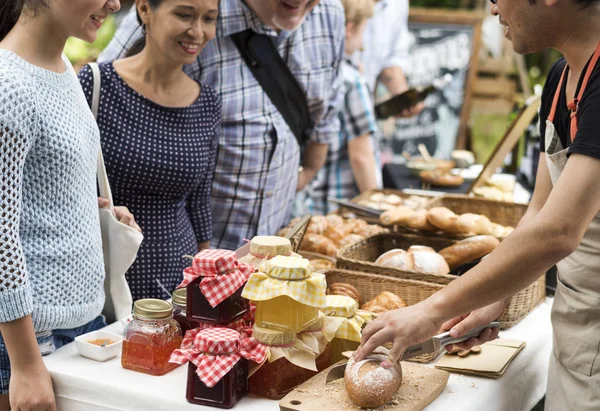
[
  {"x1": 249, "y1": 236, "x2": 292, "y2": 259},
  {"x1": 172, "y1": 288, "x2": 186, "y2": 307},
  {"x1": 253, "y1": 325, "x2": 295, "y2": 347},
  {"x1": 195, "y1": 328, "x2": 241, "y2": 355},
  {"x1": 259, "y1": 256, "x2": 312, "y2": 280},
  {"x1": 133, "y1": 299, "x2": 173, "y2": 320},
  {"x1": 324, "y1": 295, "x2": 358, "y2": 318}
]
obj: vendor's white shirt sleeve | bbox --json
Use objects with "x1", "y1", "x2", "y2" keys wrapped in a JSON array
[{"x1": 359, "y1": 0, "x2": 410, "y2": 92}]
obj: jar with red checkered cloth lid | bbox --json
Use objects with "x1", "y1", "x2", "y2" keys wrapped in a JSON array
[
  {"x1": 238, "y1": 236, "x2": 301, "y2": 270},
  {"x1": 169, "y1": 327, "x2": 266, "y2": 408},
  {"x1": 178, "y1": 249, "x2": 253, "y2": 325},
  {"x1": 242, "y1": 255, "x2": 326, "y2": 333},
  {"x1": 248, "y1": 325, "x2": 319, "y2": 400}
]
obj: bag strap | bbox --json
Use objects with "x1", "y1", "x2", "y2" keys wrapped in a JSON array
[
  {"x1": 230, "y1": 30, "x2": 313, "y2": 147},
  {"x1": 88, "y1": 62, "x2": 114, "y2": 210}
]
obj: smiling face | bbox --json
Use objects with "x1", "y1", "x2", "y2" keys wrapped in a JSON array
[
  {"x1": 49, "y1": 0, "x2": 121, "y2": 42},
  {"x1": 138, "y1": 0, "x2": 219, "y2": 65},
  {"x1": 246, "y1": 0, "x2": 320, "y2": 31},
  {"x1": 490, "y1": 0, "x2": 558, "y2": 55}
]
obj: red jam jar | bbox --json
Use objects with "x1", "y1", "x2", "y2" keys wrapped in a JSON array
[
  {"x1": 182, "y1": 250, "x2": 252, "y2": 325},
  {"x1": 172, "y1": 288, "x2": 200, "y2": 335},
  {"x1": 122, "y1": 299, "x2": 182, "y2": 376},
  {"x1": 187, "y1": 359, "x2": 248, "y2": 409}
]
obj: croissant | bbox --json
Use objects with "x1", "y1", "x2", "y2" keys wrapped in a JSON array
[
  {"x1": 300, "y1": 234, "x2": 338, "y2": 257},
  {"x1": 362, "y1": 292, "x2": 407, "y2": 313},
  {"x1": 326, "y1": 282, "x2": 362, "y2": 305},
  {"x1": 307, "y1": 216, "x2": 329, "y2": 235}
]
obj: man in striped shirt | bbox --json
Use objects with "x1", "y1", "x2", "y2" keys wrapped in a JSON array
[{"x1": 98, "y1": 0, "x2": 345, "y2": 250}]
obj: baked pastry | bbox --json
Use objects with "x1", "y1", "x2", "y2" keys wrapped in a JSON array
[
  {"x1": 300, "y1": 234, "x2": 338, "y2": 257},
  {"x1": 375, "y1": 249, "x2": 415, "y2": 272},
  {"x1": 379, "y1": 205, "x2": 414, "y2": 226},
  {"x1": 383, "y1": 194, "x2": 403, "y2": 206},
  {"x1": 426, "y1": 207, "x2": 462, "y2": 233},
  {"x1": 438, "y1": 235, "x2": 500, "y2": 270},
  {"x1": 323, "y1": 225, "x2": 345, "y2": 245},
  {"x1": 420, "y1": 170, "x2": 464, "y2": 187},
  {"x1": 362, "y1": 291, "x2": 407, "y2": 314},
  {"x1": 456, "y1": 213, "x2": 492, "y2": 235},
  {"x1": 486, "y1": 222, "x2": 506, "y2": 238},
  {"x1": 326, "y1": 282, "x2": 362, "y2": 305},
  {"x1": 338, "y1": 233, "x2": 365, "y2": 248},
  {"x1": 408, "y1": 246, "x2": 450, "y2": 275},
  {"x1": 406, "y1": 209, "x2": 436, "y2": 231},
  {"x1": 325, "y1": 214, "x2": 345, "y2": 227},
  {"x1": 353, "y1": 224, "x2": 387, "y2": 238},
  {"x1": 345, "y1": 347, "x2": 403, "y2": 408},
  {"x1": 306, "y1": 216, "x2": 328, "y2": 235},
  {"x1": 309, "y1": 258, "x2": 334, "y2": 271}
]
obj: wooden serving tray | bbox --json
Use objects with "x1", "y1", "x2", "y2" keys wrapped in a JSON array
[{"x1": 279, "y1": 361, "x2": 449, "y2": 411}]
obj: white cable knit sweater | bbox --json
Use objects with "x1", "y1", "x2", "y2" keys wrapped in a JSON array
[{"x1": 0, "y1": 50, "x2": 105, "y2": 331}]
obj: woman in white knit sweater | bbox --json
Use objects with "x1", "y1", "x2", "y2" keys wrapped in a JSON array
[{"x1": 0, "y1": 0, "x2": 140, "y2": 409}]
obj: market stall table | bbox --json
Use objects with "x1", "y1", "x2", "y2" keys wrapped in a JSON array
[{"x1": 44, "y1": 298, "x2": 553, "y2": 411}]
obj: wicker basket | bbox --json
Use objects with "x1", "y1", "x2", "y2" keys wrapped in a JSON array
[
  {"x1": 336, "y1": 233, "x2": 458, "y2": 285},
  {"x1": 323, "y1": 268, "x2": 444, "y2": 363},
  {"x1": 336, "y1": 232, "x2": 546, "y2": 329}
]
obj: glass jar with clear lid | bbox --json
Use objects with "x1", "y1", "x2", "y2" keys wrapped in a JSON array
[{"x1": 121, "y1": 299, "x2": 182, "y2": 376}]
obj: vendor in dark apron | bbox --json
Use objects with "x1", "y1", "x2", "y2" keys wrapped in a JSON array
[{"x1": 544, "y1": 43, "x2": 600, "y2": 410}]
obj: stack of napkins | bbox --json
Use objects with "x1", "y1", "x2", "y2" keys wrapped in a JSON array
[{"x1": 434, "y1": 339, "x2": 525, "y2": 379}]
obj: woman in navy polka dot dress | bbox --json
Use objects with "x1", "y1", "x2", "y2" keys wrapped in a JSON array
[{"x1": 78, "y1": 0, "x2": 220, "y2": 301}]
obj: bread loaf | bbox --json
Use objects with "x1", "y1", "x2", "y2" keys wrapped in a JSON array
[
  {"x1": 379, "y1": 206, "x2": 414, "y2": 226},
  {"x1": 300, "y1": 234, "x2": 338, "y2": 257},
  {"x1": 345, "y1": 348, "x2": 403, "y2": 408},
  {"x1": 427, "y1": 207, "x2": 462, "y2": 233},
  {"x1": 486, "y1": 222, "x2": 506, "y2": 238},
  {"x1": 339, "y1": 233, "x2": 365, "y2": 248},
  {"x1": 420, "y1": 170, "x2": 464, "y2": 187},
  {"x1": 326, "y1": 283, "x2": 362, "y2": 305},
  {"x1": 409, "y1": 247, "x2": 450, "y2": 275},
  {"x1": 362, "y1": 292, "x2": 407, "y2": 313},
  {"x1": 374, "y1": 249, "x2": 414, "y2": 271},
  {"x1": 438, "y1": 235, "x2": 500, "y2": 270},
  {"x1": 406, "y1": 209, "x2": 436, "y2": 231},
  {"x1": 456, "y1": 213, "x2": 492, "y2": 235}
]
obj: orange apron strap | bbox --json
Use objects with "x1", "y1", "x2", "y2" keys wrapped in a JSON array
[
  {"x1": 548, "y1": 65, "x2": 568, "y2": 123},
  {"x1": 567, "y1": 41, "x2": 600, "y2": 142}
]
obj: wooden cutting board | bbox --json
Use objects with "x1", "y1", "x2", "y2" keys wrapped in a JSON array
[{"x1": 279, "y1": 361, "x2": 449, "y2": 411}]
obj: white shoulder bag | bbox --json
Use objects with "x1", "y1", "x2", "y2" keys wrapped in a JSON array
[{"x1": 89, "y1": 62, "x2": 144, "y2": 323}]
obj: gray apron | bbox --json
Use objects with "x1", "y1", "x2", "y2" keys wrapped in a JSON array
[{"x1": 544, "y1": 43, "x2": 600, "y2": 410}]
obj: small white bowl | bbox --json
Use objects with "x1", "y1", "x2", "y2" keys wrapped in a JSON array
[{"x1": 75, "y1": 330, "x2": 123, "y2": 362}]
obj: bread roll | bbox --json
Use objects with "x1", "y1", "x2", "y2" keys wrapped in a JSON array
[
  {"x1": 325, "y1": 214, "x2": 345, "y2": 227},
  {"x1": 439, "y1": 235, "x2": 500, "y2": 269},
  {"x1": 326, "y1": 283, "x2": 362, "y2": 305},
  {"x1": 502, "y1": 226, "x2": 515, "y2": 238},
  {"x1": 310, "y1": 258, "x2": 334, "y2": 271},
  {"x1": 353, "y1": 224, "x2": 388, "y2": 238},
  {"x1": 375, "y1": 249, "x2": 414, "y2": 271},
  {"x1": 420, "y1": 170, "x2": 464, "y2": 187},
  {"x1": 379, "y1": 206, "x2": 414, "y2": 226},
  {"x1": 410, "y1": 248, "x2": 450, "y2": 275},
  {"x1": 406, "y1": 209, "x2": 436, "y2": 231},
  {"x1": 362, "y1": 292, "x2": 407, "y2": 313},
  {"x1": 407, "y1": 245, "x2": 436, "y2": 254},
  {"x1": 456, "y1": 213, "x2": 492, "y2": 235},
  {"x1": 339, "y1": 234, "x2": 365, "y2": 248},
  {"x1": 300, "y1": 234, "x2": 338, "y2": 257},
  {"x1": 383, "y1": 194, "x2": 403, "y2": 206},
  {"x1": 323, "y1": 225, "x2": 345, "y2": 245},
  {"x1": 486, "y1": 222, "x2": 506, "y2": 238},
  {"x1": 427, "y1": 207, "x2": 462, "y2": 233},
  {"x1": 307, "y1": 216, "x2": 328, "y2": 235},
  {"x1": 345, "y1": 348, "x2": 403, "y2": 408}
]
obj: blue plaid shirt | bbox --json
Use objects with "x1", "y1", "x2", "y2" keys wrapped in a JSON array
[{"x1": 98, "y1": 0, "x2": 345, "y2": 250}]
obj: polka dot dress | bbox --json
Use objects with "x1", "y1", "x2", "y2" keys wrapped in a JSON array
[{"x1": 78, "y1": 62, "x2": 220, "y2": 301}]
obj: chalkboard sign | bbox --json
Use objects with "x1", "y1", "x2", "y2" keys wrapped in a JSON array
[{"x1": 381, "y1": 9, "x2": 483, "y2": 160}]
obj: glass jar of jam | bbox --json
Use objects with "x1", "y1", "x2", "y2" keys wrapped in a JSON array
[
  {"x1": 249, "y1": 326, "x2": 318, "y2": 400},
  {"x1": 121, "y1": 299, "x2": 182, "y2": 376},
  {"x1": 172, "y1": 288, "x2": 200, "y2": 336},
  {"x1": 184, "y1": 250, "x2": 252, "y2": 325},
  {"x1": 177, "y1": 328, "x2": 266, "y2": 409},
  {"x1": 238, "y1": 236, "x2": 296, "y2": 270},
  {"x1": 323, "y1": 295, "x2": 371, "y2": 363},
  {"x1": 243, "y1": 256, "x2": 325, "y2": 334}
]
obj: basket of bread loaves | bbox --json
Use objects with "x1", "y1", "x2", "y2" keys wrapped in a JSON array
[
  {"x1": 337, "y1": 232, "x2": 546, "y2": 329},
  {"x1": 379, "y1": 194, "x2": 526, "y2": 240},
  {"x1": 324, "y1": 268, "x2": 444, "y2": 363},
  {"x1": 277, "y1": 215, "x2": 388, "y2": 268}
]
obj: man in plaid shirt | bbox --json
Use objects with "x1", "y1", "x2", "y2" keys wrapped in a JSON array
[{"x1": 98, "y1": 0, "x2": 344, "y2": 250}]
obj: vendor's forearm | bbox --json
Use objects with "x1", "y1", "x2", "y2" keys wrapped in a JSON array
[
  {"x1": 301, "y1": 141, "x2": 328, "y2": 180},
  {"x1": 0, "y1": 315, "x2": 44, "y2": 368},
  {"x1": 378, "y1": 66, "x2": 408, "y2": 95}
]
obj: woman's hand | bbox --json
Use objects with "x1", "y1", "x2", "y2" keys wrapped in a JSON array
[
  {"x1": 98, "y1": 198, "x2": 142, "y2": 233},
  {"x1": 353, "y1": 302, "x2": 442, "y2": 369},
  {"x1": 9, "y1": 359, "x2": 57, "y2": 411},
  {"x1": 440, "y1": 300, "x2": 505, "y2": 353}
]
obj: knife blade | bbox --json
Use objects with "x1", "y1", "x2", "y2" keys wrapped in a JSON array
[{"x1": 324, "y1": 321, "x2": 499, "y2": 383}]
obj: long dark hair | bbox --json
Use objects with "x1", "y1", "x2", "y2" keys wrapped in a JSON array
[
  {"x1": 125, "y1": 0, "x2": 164, "y2": 57},
  {"x1": 0, "y1": 0, "x2": 46, "y2": 41}
]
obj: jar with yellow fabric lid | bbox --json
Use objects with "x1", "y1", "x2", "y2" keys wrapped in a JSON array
[
  {"x1": 249, "y1": 325, "x2": 319, "y2": 400},
  {"x1": 238, "y1": 236, "x2": 300, "y2": 270},
  {"x1": 242, "y1": 256, "x2": 326, "y2": 333},
  {"x1": 323, "y1": 295, "x2": 373, "y2": 363},
  {"x1": 296, "y1": 312, "x2": 336, "y2": 371}
]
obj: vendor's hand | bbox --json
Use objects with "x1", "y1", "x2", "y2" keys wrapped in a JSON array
[
  {"x1": 441, "y1": 299, "x2": 505, "y2": 353},
  {"x1": 395, "y1": 101, "x2": 425, "y2": 119},
  {"x1": 296, "y1": 169, "x2": 309, "y2": 192},
  {"x1": 9, "y1": 360, "x2": 57, "y2": 411},
  {"x1": 353, "y1": 303, "x2": 442, "y2": 369},
  {"x1": 98, "y1": 198, "x2": 142, "y2": 233}
]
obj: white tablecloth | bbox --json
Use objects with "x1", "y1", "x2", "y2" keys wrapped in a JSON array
[{"x1": 44, "y1": 298, "x2": 553, "y2": 411}]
